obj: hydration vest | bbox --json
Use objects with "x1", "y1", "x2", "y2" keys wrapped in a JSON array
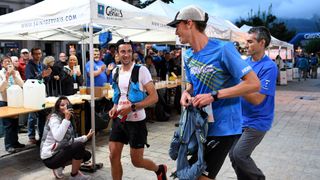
[{"x1": 112, "y1": 64, "x2": 147, "y2": 104}]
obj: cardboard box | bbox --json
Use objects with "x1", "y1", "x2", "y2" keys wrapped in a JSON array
[{"x1": 86, "y1": 87, "x2": 108, "y2": 98}]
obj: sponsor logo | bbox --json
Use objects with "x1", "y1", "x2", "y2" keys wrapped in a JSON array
[
  {"x1": 106, "y1": 6, "x2": 123, "y2": 18},
  {"x1": 98, "y1": 4, "x2": 105, "y2": 16},
  {"x1": 97, "y1": 3, "x2": 123, "y2": 19},
  {"x1": 304, "y1": 33, "x2": 320, "y2": 39}
]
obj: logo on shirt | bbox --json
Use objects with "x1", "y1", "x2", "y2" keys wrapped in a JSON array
[
  {"x1": 187, "y1": 58, "x2": 224, "y2": 90},
  {"x1": 241, "y1": 66, "x2": 252, "y2": 74},
  {"x1": 262, "y1": 79, "x2": 270, "y2": 90}
]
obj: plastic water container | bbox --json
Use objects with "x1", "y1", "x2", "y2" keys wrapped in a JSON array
[
  {"x1": 7, "y1": 85, "x2": 24, "y2": 107},
  {"x1": 280, "y1": 70, "x2": 287, "y2": 85},
  {"x1": 293, "y1": 68, "x2": 299, "y2": 79},
  {"x1": 286, "y1": 68, "x2": 293, "y2": 81},
  {"x1": 23, "y1": 79, "x2": 46, "y2": 109}
]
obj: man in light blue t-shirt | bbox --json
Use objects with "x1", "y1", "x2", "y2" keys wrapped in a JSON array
[
  {"x1": 168, "y1": 5, "x2": 261, "y2": 180},
  {"x1": 85, "y1": 48, "x2": 107, "y2": 87},
  {"x1": 229, "y1": 26, "x2": 278, "y2": 180}
]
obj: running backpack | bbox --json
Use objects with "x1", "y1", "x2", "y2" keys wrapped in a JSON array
[
  {"x1": 169, "y1": 106, "x2": 208, "y2": 180},
  {"x1": 112, "y1": 64, "x2": 147, "y2": 104}
]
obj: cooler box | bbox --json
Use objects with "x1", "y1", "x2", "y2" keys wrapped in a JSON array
[{"x1": 86, "y1": 87, "x2": 107, "y2": 98}]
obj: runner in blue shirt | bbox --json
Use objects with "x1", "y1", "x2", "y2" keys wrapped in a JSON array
[
  {"x1": 168, "y1": 5, "x2": 260, "y2": 180},
  {"x1": 229, "y1": 26, "x2": 278, "y2": 180}
]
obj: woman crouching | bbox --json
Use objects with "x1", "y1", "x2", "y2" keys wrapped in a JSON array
[{"x1": 40, "y1": 96, "x2": 94, "y2": 179}]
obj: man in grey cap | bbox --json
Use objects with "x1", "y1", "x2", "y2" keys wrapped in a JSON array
[{"x1": 168, "y1": 5, "x2": 260, "y2": 180}]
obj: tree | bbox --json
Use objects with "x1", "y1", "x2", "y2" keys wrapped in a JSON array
[
  {"x1": 235, "y1": 4, "x2": 295, "y2": 42},
  {"x1": 305, "y1": 39, "x2": 320, "y2": 54}
]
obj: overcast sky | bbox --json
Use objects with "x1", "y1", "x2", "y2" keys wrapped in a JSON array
[{"x1": 168, "y1": 0, "x2": 320, "y2": 21}]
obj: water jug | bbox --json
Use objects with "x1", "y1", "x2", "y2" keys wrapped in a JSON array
[
  {"x1": 7, "y1": 85, "x2": 23, "y2": 107},
  {"x1": 23, "y1": 79, "x2": 46, "y2": 109}
]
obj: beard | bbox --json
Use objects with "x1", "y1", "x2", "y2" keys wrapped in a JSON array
[{"x1": 121, "y1": 59, "x2": 132, "y2": 66}]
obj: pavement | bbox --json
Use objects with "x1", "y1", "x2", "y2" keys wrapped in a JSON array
[{"x1": 1, "y1": 77, "x2": 320, "y2": 180}]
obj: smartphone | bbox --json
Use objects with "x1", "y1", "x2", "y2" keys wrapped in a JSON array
[
  {"x1": 7, "y1": 64, "x2": 13, "y2": 71},
  {"x1": 67, "y1": 104, "x2": 73, "y2": 111}
]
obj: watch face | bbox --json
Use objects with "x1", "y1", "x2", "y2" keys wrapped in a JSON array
[
  {"x1": 131, "y1": 104, "x2": 136, "y2": 111},
  {"x1": 211, "y1": 91, "x2": 217, "y2": 96},
  {"x1": 211, "y1": 91, "x2": 218, "y2": 101}
]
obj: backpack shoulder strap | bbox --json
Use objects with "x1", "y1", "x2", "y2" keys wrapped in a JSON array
[
  {"x1": 130, "y1": 64, "x2": 141, "y2": 83},
  {"x1": 113, "y1": 66, "x2": 120, "y2": 83}
]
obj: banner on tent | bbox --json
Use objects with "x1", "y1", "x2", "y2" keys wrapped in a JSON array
[{"x1": 21, "y1": 14, "x2": 78, "y2": 29}]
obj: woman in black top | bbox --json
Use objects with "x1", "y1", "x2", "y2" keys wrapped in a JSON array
[{"x1": 61, "y1": 55, "x2": 83, "y2": 95}]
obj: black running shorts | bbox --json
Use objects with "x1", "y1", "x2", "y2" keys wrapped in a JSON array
[{"x1": 109, "y1": 118, "x2": 148, "y2": 149}]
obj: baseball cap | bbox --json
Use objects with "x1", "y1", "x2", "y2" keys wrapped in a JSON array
[
  {"x1": 167, "y1": 5, "x2": 208, "y2": 27},
  {"x1": 21, "y1": 48, "x2": 29, "y2": 54}
]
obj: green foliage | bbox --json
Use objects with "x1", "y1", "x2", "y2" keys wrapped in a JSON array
[
  {"x1": 305, "y1": 39, "x2": 320, "y2": 53},
  {"x1": 235, "y1": 4, "x2": 295, "y2": 42}
]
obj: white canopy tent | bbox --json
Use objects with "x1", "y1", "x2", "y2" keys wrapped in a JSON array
[
  {"x1": 79, "y1": 1, "x2": 247, "y2": 46},
  {"x1": 143, "y1": 0, "x2": 247, "y2": 43},
  {"x1": 0, "y1": 0, "x2": 175, "y2": 42}
]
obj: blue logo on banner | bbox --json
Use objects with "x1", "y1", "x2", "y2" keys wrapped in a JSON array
[{"x1": 98, "y1": 4, "x2": 105, "y2": 16}]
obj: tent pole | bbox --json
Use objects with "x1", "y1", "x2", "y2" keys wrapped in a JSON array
[
  {"x1": 88, "y1": 0, "x2": 97, "y2": 172},
  {"x1": 81, "y1": 38, "x2": 86, "y2": 84},
  {"x1": 81, "y1": 37, "x2": 88, "y2": 82},
  {"x1": 80, "y1": 1, "x2": 102, "y2": 173},
  {"x1": 89, "y1": 23, "x2": 97, "y2": 167}
]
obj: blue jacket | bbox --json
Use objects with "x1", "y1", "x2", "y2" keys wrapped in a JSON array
[
  {"x1": 169, "y1": 106, "x2": 208, "y2": 180},
  {"x1": 297, "y1": 57, "x2": 309, "y2": 70}
]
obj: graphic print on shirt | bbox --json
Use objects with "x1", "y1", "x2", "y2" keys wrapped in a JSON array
[{"x1": 187, "y1": 57, "x2": 225, "y2": 91}]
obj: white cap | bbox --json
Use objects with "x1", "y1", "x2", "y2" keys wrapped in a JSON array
[
  {"x1": 167, "y1": 5, "x2": 208, "y2": 27},
  {"x1": 21, "y1": 48, "x2": 29, "y2": 54}
]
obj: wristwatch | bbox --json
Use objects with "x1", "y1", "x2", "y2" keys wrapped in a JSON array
[
  {"x1": 211, "y1": 90, "x2": 219, "y2": 101},
  {"x1": 131, "y1": 103, "x2": 136, "y2": 112}
]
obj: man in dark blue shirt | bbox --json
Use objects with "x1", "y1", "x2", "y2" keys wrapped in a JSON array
[{"x1": 25, "y1": 47, "x2": 52, "y2": 144}]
